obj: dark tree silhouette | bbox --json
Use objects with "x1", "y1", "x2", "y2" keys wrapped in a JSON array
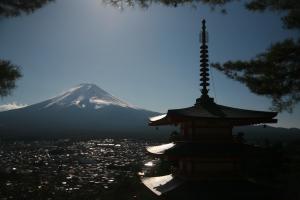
[
  {"x1": 102, "y1": 0, "x2": 299, "y2": 29},
  {"x1": 104, "y1": 0, "x2": 300, "y2": 112},
  {"x1": 102, "y1": 0, "x2": 232, "y2": 11},
  {"x1": 245, "y1": 0, "x2": 300, "y2": 29},
  {"x1": 0, "y1": 0, "x2": 54, "y2": 17},
  {"x1": 0, "y1": 0, "x2": 53, "y2": 97},
  {"x1": 210, "y1": 0, "x2": 300, "y2": 112},
  {"x1": 212, "y1": 39, "x2": 300, "y2": 112},
  {"x1": 0, "y1": 60, "x2": 21, "y2": 97}
]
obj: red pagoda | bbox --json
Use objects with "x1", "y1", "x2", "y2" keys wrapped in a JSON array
[{"x1": 141, "y1": 19, "x2": 278, "y2": 199}]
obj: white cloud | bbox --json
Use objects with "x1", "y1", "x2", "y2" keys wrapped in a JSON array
[{"x1": 0, "y1": 102, "x2": 28, "y2": 112}]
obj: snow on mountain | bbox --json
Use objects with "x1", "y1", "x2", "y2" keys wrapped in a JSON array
[
  {"x1": 0, "y1": 103, "x2": 28, "y2": 112},
  {"x1": 43, "y1": 83, "x2": 137, "y2": 110}
]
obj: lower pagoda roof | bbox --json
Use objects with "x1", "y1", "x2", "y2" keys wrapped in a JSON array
[
  {"x1": 141, "y1": 174, "x2": 184, "y2": 196},
  {"x1": 142, "y1": 177, "x2": 284, "y2": 199},
  {"x1": 149, "y1": 97, "x2": 277, "y2": 126}
]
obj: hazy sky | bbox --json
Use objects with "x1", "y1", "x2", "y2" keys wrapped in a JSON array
[{"x1": 0, "y1": 0, "x2": 299, "y2": 128}]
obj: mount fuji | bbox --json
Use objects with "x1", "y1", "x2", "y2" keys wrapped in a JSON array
[
  {"x1": 29, "y1": 83, "x2": 138, "y2": 111},
  {"x1": 0, "y1": 84, "x2": 164, "y2": 139}
]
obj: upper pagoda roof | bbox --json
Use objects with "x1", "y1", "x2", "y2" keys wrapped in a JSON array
[{"x1": 149, "y1": 97, "x2": 277, "y2": 126}]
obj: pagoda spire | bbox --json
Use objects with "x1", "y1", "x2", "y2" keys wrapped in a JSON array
[
  {"x1": 200, "y1": 19, "x2": 209, "y2": 97},
  {"x1": 196, "y1": 19, "x2": 214, "y2": 106}
]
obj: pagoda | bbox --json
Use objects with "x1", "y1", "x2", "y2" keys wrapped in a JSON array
[{"x1": 141, "y1": 20, "x2": 278, "y2": 199}]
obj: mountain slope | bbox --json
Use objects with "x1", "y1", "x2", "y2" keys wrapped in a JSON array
[
  {"x1": 0, "y1": 84, "x2": 165, "y2": 139},
  {"x1": 234, "y1": 125, "x2": 300, "y2": 143}
]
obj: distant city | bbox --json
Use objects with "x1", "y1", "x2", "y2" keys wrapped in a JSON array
[{"x1": 0, "y1": 139, "x2": 158, "y2": 199}]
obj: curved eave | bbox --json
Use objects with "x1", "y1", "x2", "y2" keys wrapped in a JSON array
[
  {"x1": 149, "y1": 114, "x2": 167, "y2": 122},
  {"x1": 141, "y1": 174, "x2": 184, "y2": 196},
  {"x1": 146, "y1": 143, "x2": 175, "y2": 155}
]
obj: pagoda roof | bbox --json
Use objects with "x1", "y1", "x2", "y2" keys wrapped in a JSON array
[
  {"x1": 142, "y1": 177, "x2": 284, "y2": 199},
  {"x1": 149, "y1": 98, "x2": 277, "y2": 126},
  {"x1": 141, "y1": 174, "x2": 184, "y2": 196}
]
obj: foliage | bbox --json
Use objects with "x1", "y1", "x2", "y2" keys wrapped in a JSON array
[
  {"x1": 245, "y1": 0, "x2": 300, "y2": 29},
  {"x1": 0, "y1": 0, "x2": 54, "y2": 17},
  {"x1": 210, "y1": 0, "x2": 300, "y2": 111},
  {"x1": 212, "y1": 39, "x2": 300, "y2": 112},
  {"x1": 102, "y1": 0, "x2": 233, "y2": 9},
  {"x1": 0, "y1": 0, "x2": 53, "y2": 97},
  {"x1": 0, "y1": 60, "x2": 22, "y2": 97},
  {"x1": 102, "y1": 0, "x2": 300, "y2": 30}
]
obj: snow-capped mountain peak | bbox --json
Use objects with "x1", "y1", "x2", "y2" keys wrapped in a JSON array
[{"x1": 44, "y1": 83, "x2": 135, "y2": 109}]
